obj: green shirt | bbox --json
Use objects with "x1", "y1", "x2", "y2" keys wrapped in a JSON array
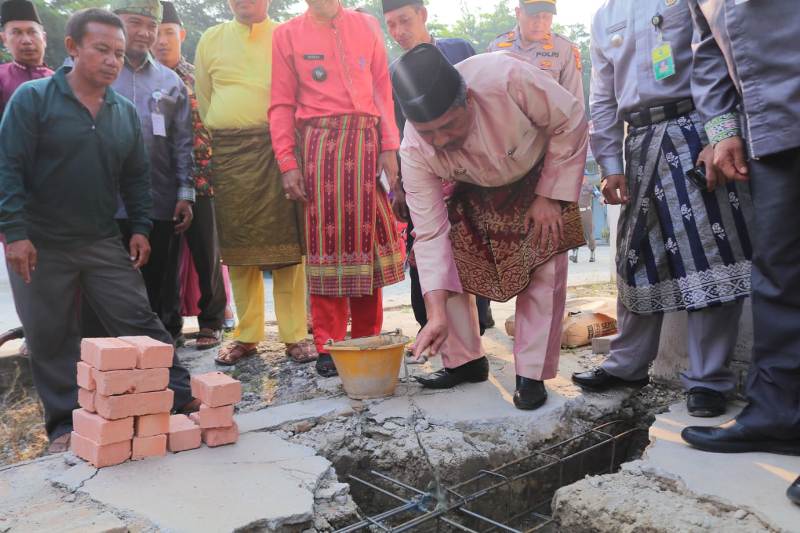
[{"x1": 0, "y1": 67, "x2": 152, "y2": 247}]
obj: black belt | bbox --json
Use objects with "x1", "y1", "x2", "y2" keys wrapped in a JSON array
[{"x1": 625, "y1": 99, "x2": 695, "y2": 127}]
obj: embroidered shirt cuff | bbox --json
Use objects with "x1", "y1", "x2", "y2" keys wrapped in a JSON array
[
  {"x1": 705, "y1": 112, "x2": 741, "y2": 145},
  {"x1": 178, "y1": 186, "x2": 196, "y2": 203},
  {"x1": 278, "y1": 156, "x2": 299, "y2": 174}
]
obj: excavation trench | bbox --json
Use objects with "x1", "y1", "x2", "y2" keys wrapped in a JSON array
[{"x1": 291, "y1": 383, "x2": 676, "y2": 532}]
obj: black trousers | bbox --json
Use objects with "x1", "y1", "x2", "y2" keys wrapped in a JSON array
[
  {"x1": 10, "y1": 237, "x2": 192, "y2": 441},
  {"x1": 407, "y1": 221, "x2": 493, "y2": 335},
  {"x1": 83, "y1": 220, "x2": 182, "y2": 340},
  {"x1": 183, "y1": 196, "x2": 226, "y2": 331},
  {"x1": 736, "y1": 146, "x2": 800, "y2": 439}
]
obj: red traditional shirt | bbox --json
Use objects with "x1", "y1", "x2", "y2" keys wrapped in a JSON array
[
  {"x1": 0, "y1": 61, "x2": 53, "y2": 116},
  {"x1": 174, "y1": 57, "x2": 213, "y2": 197},
  {"x1": 269, "y1": 5, "x2": 399, "y2": 173}
]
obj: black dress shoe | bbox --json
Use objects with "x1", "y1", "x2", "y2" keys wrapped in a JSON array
[
  {"x1": 681, "y1": 422, "x2": 800, "y2": 455},
  {"x1": 513, "y1": 376, "x2": 547, "y2": 410},
  {"x1": 788, "y1": 476, "x2": 800, "y2": 506},
  {"x1": 316, "y1": 353, "x2": 338, "y2": 378},
  {"x1": 571, "y1": 367, "x2": 649, "y2": 392},
  {"x1": 686, "y1": 387, "x2": 727, "y2": 418},
  {"x1": 415, "y1": 356, "x2": 489, "y2": 390}
]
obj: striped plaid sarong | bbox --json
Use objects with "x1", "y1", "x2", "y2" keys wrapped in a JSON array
[
  {"x1": 301, "y1": 115, "x2": 405, "y2": 297},
  {"x1": 617, "y1": 110, "x2": 753, "y2": 313}
]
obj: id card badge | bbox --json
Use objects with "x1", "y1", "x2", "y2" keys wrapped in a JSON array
[
  {"x1": 652, "y1": 42, "x2": 676, "y2": 81},
  {"x1": 152, "y1": 112, "x2": 166, "y2": 137}
]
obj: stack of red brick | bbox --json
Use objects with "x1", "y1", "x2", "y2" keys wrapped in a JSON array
[
  {"x1": 187, "y1": 372, "x2": 241, "y2": 447},
  {"x1": 72, "y1": 337, "x2": 176, "y2": 468}
]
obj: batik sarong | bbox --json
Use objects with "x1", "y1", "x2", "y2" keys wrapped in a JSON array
[
  {"x1": 301, "y1": 115, "x2": 405, "y2": 297},
  {"x1": 617, "y1": 111, "x2": 753, "y2": 313},
  {"x1": 447, "y1": 164, "x2": 585, "y2": 302},
  {"x1": 210, "y1": 126, "x2": 304, "y2": 268}
]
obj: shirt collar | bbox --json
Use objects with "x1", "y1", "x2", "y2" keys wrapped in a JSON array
[
  {"x1": 124, "y1": 52, "x2": 157, "y2": 73},
  {"x1": 53, "y1": 66, "x2": 119, "y2": 107},
  {"x1": 174, "y1": 56, "x2": 193, "y2": 76},
  {"x1": 11, "y1": 60, "x2": 49, "y2": 72}
]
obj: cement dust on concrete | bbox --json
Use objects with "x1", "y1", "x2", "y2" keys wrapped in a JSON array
[{"x1": 554, "y1": 401, "x2": 800, "y2": 532}]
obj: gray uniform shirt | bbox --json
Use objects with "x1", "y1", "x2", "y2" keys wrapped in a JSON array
[
  {"x1": 113, "y1": 55, "x2": 194, "y2": 221},
  {"x1": 689, "y1": 0, "x2": 800, "y2": 158},
  {"x1": 589, "y1": 0, "x2": 695, "y2": 178},
  {"x1": 488, "y1": 27, "x2": 585, "y2": 106}
]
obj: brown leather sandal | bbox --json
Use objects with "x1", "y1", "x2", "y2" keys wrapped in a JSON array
[
  {"x1": 195, "y1": 328, "x2": 222, "y2": 350},
  {"x1": 215, "y1": 342, "x2": 258, "y2": 366},
  {"x1": 286, "y1": 340, "x2": 318, "y2": 364}
]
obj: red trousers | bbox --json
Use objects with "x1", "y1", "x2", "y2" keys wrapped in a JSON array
[{"x1": 310, "y1": 291, "x2": 383, "y2": 354}]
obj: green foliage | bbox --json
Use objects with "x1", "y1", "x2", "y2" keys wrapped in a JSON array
[{"x1": 2, "y1": 0, "x2": 592, "y2": 107}]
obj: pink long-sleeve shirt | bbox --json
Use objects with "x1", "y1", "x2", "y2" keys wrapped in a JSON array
[
  {"x1": 268, "y1": 5, "x2": 399, "y2": 173},
  {"x1": 400, "y1": 52, "x2": 588, "y2": 296}
]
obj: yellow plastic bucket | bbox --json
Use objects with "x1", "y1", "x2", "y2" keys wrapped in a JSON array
[{"x1": 327, "y1": 331, "x2": 410, "y2": 400}]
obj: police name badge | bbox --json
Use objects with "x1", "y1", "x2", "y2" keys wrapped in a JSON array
[{"x1": 652, "y1": 43, "x2": 676, "y2": 81}]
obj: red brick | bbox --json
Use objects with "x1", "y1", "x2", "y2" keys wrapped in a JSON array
[
  {"x1": 72, "y1": 408, "x2": 133, "y2": 445},
  {"x1": 201, "y1": 421, "x2": 239, "y2": 448},
  {"x1": 119, "y1": 336, "x2": 173, "y2": 369},
  {"x1": 190, "y1": 372, "x2": 242, "y2": 408},
  {"x1": 92, "y1": 367, "x2": 169, "y2": 396},
  {"x1": 80, "y1": 338, "x2": 138, "y2": 371},
  {"x1": 76, "y1": 362, "x2": 96, "y2": 391},
  {"x1": 95, "y1": 389, "x2": 174, "y2": 420},
  {"x1": 78, "y1": 388, "x2": 96, "y2": 413},
  {"x1": 135, "y1": 413, "x2": 170, "y2": 437},
  {"x1": 167, "y1": 414, "x2": 201, "y2": 452},
  {"x1": 70, "y1": 432, "x2": 131, "y2": 468},
  {"x1": 132, "y1": 434, "x2": 167, "y2": 460},
  {"x1": 188, "y1": 404, "x2": 235, "y2": 429}
]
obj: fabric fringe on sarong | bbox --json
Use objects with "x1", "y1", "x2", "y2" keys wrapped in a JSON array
[
  {"x1": 210, "y1": 126, "x2": 304, "y2": 268},
  {"x1": 447, "y1": 163, "x2": 585, "y2": 302},
  {"x1": 301, "y1": 115, "x2": 405, "y2": 297},
  {"x1": 617, "y1": 111, "x2": 753, "y2": 314}
]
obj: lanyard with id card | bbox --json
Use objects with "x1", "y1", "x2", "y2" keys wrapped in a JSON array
[
  {"x1": 650, "y1": 13, "x2": 676, "y2": 81},
  {"x1": 152, "y1": 90, "x2": 167, "y2": 137}
]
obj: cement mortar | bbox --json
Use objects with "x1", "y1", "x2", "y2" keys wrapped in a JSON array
[{"x1": 553, "y1": 462, "x2": 777, "y2": 533}]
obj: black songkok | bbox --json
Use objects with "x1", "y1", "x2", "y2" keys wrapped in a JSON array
[
  {"x1": 381, "y1": 0, "x2": 423, "y2": 14},
  {"x1": 160, "y1": 1, "x2": 182, "y2": 25},
  {"x1": 392, "y1": 43, "x2": 463, "y2": 124},
  {"x1": 1, "y1": 0, "x2": 41, "y2": 26}
]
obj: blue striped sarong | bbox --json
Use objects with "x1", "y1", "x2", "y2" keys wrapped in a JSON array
[{"x1": 617, "y1": 111, "x2": 753, "y2": 313}]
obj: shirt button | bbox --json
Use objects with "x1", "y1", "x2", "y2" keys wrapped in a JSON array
[{"x1": 91, "y1": 125, "x2": 96, "y2": 130}]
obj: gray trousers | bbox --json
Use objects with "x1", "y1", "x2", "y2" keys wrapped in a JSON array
[
  {"x1": 736, "y1": 147, "x2": 800, "y2": 440},
  {"x1": 9, "y1": 236, "x2": 192, "y2": 441},
  {"x1": 602, "y1": 299, "x2": 743, "y2": 393}
]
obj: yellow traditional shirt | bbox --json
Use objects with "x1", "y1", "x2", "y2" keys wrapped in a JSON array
[{"x1": 194, "y1": 18, "x2": 276, "y2": 130}]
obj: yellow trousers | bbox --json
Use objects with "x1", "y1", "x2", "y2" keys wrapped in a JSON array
[{"x1": 228, "y1": 263, "x2": 307, "y2": 345}]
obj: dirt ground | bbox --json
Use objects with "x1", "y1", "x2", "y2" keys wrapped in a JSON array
[{"x1": 1, "y1": 282, "x2": 620, "y2": 468}]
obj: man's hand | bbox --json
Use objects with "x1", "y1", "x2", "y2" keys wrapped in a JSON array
[
  {"x1": 526, "y1": 195, "x2": 564, "y2": 250},
  {"x1": 173, "y1": 200, "x2": 193, "y2": 233},
  {"x1": 281, "y1": 169, "x2": 307, "y2": 203},
  {"x1": 129, "y1": 234, "x2": 151, "y2": 269},
  {"x1": 601, "y1": 174, "x2": 629, "y2": 205},
  {"x1": 6, "y1": 239, "x2": 37, "y2": 284},
  {"x1": 412, "y1": 289, "x2": 449, "y2": 359},
  {"x1": 696, "y1": 144, "x2": 725, "y2": 192},
  {"x1": 377, "y1": 150, "x2": 400, "y2": 190},
  {"x1": 391, "y1": 181, "x2": 410, "y2": 222},
  {"x1": 713, "y1": 136, "x2": 750, "y2": 182}
]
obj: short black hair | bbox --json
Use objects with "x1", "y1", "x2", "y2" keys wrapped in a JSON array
[{"x1": 66, "y1": 8, "x2": 125, "y2": 45}]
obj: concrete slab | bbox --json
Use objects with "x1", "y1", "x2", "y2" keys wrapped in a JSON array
[
  {"x1": 74, "y1": 432, "x2": 332, "y2": 532},
  {"x1": 645, "y1": 402, "x2": 800, "y2": 532},
  {"x1": 237, "y1": 397, "x2": 354, "y2": 434}
]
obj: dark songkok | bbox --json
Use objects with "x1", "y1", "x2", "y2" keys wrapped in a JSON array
[
  {"x1": 1, "y1": 0, "x2": 41, "y2": 25},
  {"x1": 381, "y1": 0, "x2": 423, "y2": 14},
  {"x1": 160, "y1": 1, "x2": 181, "y2": 25},
  {"x1": 392, "y1": 43, "x2": 463, "y2": 124}
]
